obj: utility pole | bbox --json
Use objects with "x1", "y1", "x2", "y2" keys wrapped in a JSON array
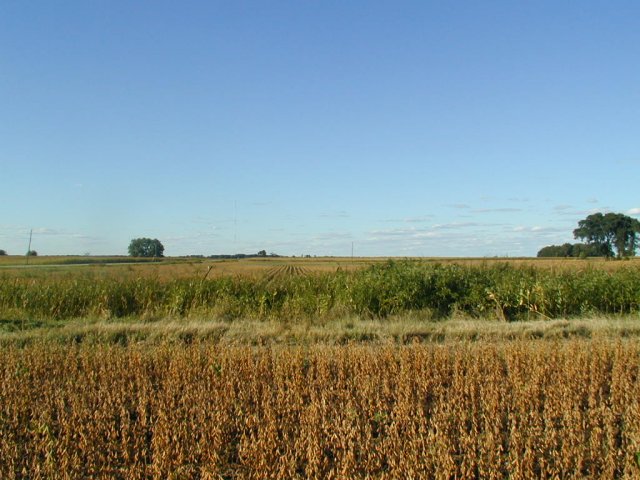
[{"x1": 26, "y1": 229, "x2": 33, "y2": 265}]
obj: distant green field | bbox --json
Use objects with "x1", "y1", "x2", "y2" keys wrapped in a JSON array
[{"x1": 0, "y1": 255, "x2": 176, "y2": 266}]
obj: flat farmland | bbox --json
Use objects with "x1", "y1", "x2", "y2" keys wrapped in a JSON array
[
  {"x1": 2, "y1": 256, "x2": 640, "y2": 478},
  {"x1": 0, "y1": 255, "x2": 379, "y2": 281},
  {"x1": 0, "y1": 255, "x2": 639, "y2": 346},
  {"x1": 1, "y1": 254, "x2": 638, "y2": 281}
]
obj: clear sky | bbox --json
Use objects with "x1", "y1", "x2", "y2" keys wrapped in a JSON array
[{"x1": 1, "y1": 1, "x2": 639, "y2": 257}]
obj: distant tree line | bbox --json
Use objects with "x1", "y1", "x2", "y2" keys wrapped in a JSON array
[
  {"x1": 0, "y1": 250, "x2": 38, "y2": 256},
  {"x1": 537, "y1": 243, "x2": 602, "y2": 258},
  {"x1": 538, "y1": 212, "x2": 640, "y2": 258},
  {"x1": 208, "y1": 251, "x2": 279, "y2": 260},
  {"x1": 126, "y1": 239, "x2": 280, "y2": 259}
]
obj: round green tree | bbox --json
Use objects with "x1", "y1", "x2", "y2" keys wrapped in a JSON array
[{"x1": 128, "y1": 238, "x2": 164, "y2": 257}]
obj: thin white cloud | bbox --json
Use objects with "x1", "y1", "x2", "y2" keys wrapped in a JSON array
[
  {"x1": 27, "y1": 227, "x2": 96, "y2": 240},
  {"x1": 403, "y1": 215, "x2": 435, "y2": 223},
  {"x1": 447, "y1": 203, "x2": 471, "y2": 209},
  {"x1": 532, "y1": 226, "x2": 560, "y2": 232},
  {"x1": 371, "y1": 222, "x2": 510, "y2": 241},
  {"x1": 189, "y1": 216, "x2": 228, "y2": 226},
  {"x1": 164, "y1": 231, "x2": 221, "y2": 242},
  {"x1": 432, "y1": 222, "x2": 484, "y2": 230},
  {"x1": 553, "y1": 205, "x2": 573, "y2": 212},
  {"x1": 554, "y1": 207, "x2": 611, "y2": 217},
  {"x1": 312, "y1": 232, "x2": 353, "y2": 242},
  {"x1": 368, "y1": 227, "x2": 439, "y2": 241},
  {"x1": 473, "y1": 208, "x2": 522, "y2": 213},
  {"x1": 381, "y1": 215, "x2": 434, "y2": 223},
  {"x1": 627, "y1": 208, "x2": 640, "y2": 215},
  {"x1": 514, "y1": 226, "x2": 566, "y2": 234},
  {"x1": 319, "y1": 211, "x2": 349, "y2": 219}
]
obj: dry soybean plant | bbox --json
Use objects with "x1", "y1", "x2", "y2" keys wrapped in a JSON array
[{"x1": 1, "y1": 339, "x2": 640, "y2": 478}]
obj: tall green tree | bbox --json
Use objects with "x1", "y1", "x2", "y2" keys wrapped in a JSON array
[
  {"x1": 573, "y1": 212, "x2": 640, "y2": 258},
  {"x1": 128, "y1": 238, "x2": 164, "y2": 258}
]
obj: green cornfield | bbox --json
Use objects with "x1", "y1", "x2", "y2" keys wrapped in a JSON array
[{"x1": 2, "y1": 261, "x2": 639, "y2": 321}]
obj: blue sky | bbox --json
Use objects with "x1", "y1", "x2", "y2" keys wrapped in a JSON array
[{"x1": 1, "y1": 1, "x2": 639, "y2": 257}]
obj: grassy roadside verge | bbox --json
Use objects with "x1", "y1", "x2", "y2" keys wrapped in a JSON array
[{"x1": 2, "y1": 314, "x2": 640, "y2": 346}]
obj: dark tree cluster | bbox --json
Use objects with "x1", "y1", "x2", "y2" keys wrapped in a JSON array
[
  {"x1": 0, "y1": 249, "x2": 6, "y2": 256},
  {"x1": 538, "y1": 212, "x2": 640, "y2": 258},
  {"x1": 128, "y1": 238, "x2": 164, "y2": 258},
  {"x1": 573, "y1": 212, "x2": 640, "y2": 258},
  {"x1": 537, "y1": 243, "x2": 602, "y2": 258}
]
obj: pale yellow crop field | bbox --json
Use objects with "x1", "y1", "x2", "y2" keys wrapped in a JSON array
[{"x1": 1, "y1": 254, "x2": 638, "y2": 282}]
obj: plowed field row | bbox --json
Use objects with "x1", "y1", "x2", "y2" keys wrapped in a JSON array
[{"x1": 264, "y1": 264, "x2": 309, "y2": 282}]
